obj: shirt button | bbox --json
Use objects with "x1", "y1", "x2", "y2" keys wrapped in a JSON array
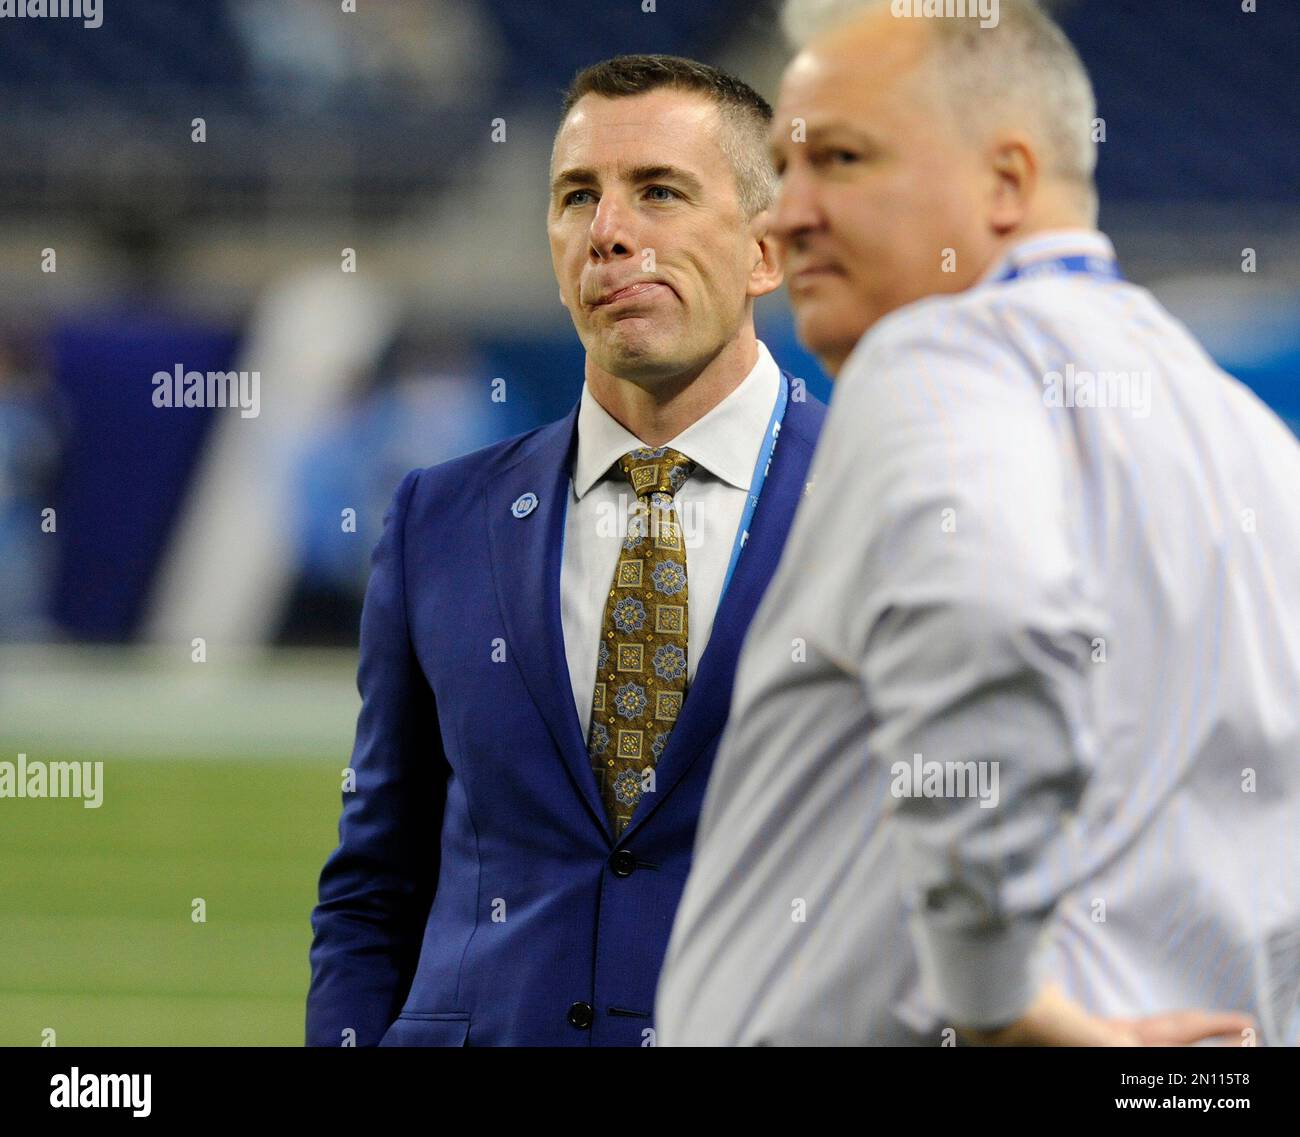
[{"x1": 567, "y1": 1001, "x2": 594, "y2": 1029}]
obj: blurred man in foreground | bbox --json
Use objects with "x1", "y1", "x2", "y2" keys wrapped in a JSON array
[
  {"x1": 307, "y1": 55, "x2": 825, "y2": 1046},
  {"x1": 658, "y1": 0, "x2": 1299, "y2": 1045}
]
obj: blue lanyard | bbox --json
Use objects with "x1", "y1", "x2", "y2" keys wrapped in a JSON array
[
  {"x1": 991, "y1": 252, "x2": 1124, "y2": 286},
  {"x1": 720, "y1": 370, "x2": 789, "y2": 600}
]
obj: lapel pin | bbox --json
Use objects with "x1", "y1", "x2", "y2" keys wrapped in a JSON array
[{"x1": 511, "y1": 492, "x2": 539, "y2": 518}]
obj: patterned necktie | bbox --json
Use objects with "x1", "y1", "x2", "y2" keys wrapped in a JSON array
[{"x1": 586, "y1": 445, "x2": 696, "y2": 836}]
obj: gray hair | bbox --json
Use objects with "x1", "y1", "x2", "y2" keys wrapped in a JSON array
[{"x1": 781, "y1": 0, "x2": 1099, "y2": 218}]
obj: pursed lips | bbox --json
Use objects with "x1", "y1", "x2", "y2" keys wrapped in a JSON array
[{"x1": 586, "y1": 280, "x2": 672, "y2": 308}]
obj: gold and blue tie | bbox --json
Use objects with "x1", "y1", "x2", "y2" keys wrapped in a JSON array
[{"x1": 586, "y1": 446, "x2": 695, "y2": 836}]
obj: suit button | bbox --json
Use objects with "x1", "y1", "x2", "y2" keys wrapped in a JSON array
[
  {"x1": 567, "y1": 1001, "x2": 593, "y2": 1029},
  {"x1": 610, "y1": 850, "x2": 636, "y2": 877}
]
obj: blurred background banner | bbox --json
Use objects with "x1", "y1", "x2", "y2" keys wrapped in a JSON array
[{"x1": 0, "y1": 0, "x2": 1296, "y2": 1044}]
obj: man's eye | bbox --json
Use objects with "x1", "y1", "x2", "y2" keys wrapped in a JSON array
[
  {"x1": 810, "y1": 148, "x2": 861, "y2": 169},
  {"x1": 645, "y1": 185, "x2": 678, "y2": 202},
  {"x1": 564, "y1": 189, "x2": 595, "y2": 207}
]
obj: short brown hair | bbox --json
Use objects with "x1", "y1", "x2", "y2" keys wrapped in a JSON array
[{"x1": 557, "y1": 54, "x2": 777, "y2": 217}]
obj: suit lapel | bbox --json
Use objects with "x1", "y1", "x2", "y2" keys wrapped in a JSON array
[
  {"x1": 484, "y1": 392, "x2": 820, "y2": 848},
  {"x1": 484, "y1": 404, "x2": 613, "y2": 840}
]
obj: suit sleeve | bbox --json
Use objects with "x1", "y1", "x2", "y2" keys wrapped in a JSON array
[
  {"x1": 829, "y1": 311, "x2": 1103, "y2": 1029},
  {"x1": 306, "y1": 467, "x2": 448, "y2": 1046}
]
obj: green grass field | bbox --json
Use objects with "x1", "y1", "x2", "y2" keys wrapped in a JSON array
[{"x1": 0, "y1": 757, "x2": 341, "y2": 1046}]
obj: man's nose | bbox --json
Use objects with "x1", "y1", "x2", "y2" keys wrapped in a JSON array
[
  {"x1": 771, "y1": 162, "x2": 822, "y2": 243},
  {"x1": 588, "y1": 195, "x2": 638, "y2": 262}
]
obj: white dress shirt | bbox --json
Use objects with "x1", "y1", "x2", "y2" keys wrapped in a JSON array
[
  {"x1": 561, "y1": 340, "x2": 782, "y2": 739},
  {"x1": 656, "y1": 230, "x2": 1300, "y2": 1045}
]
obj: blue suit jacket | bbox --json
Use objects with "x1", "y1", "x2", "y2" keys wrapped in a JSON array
[{"x1": 306, "y1": 382, "x2": 826, "y2": 1046}]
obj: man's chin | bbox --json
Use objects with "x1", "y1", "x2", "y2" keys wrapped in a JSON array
[
  {"x1": 592, "y1": 329, "x2": 684, "y2": 380},
  {"x1": 794, "y1": 308, "x2": 869, "y2": 379}
]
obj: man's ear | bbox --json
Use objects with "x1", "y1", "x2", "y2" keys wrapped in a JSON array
[
  {"x1": 747, "y1": 209, "x2": 785, "y2": 298},
  {"x1": 988, "y1": 133, "x2": 1037, "y2": 236}
]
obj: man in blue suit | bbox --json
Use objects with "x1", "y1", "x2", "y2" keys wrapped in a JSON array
[{"x1": 306, "y1": 54, "x2": 827, "y2": 1046}]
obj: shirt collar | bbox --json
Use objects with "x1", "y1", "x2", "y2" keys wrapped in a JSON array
[
  {"x1": 976, "y1": 228, "x2": 1118, "y2": 288},
  {"x1": 572, "y1": 340, "x2": 782, "y2": 500}
]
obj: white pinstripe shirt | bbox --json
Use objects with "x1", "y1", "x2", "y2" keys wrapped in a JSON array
[{"x1": 656, "y1": 230, "x2": 1300, "y2": 1045}]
